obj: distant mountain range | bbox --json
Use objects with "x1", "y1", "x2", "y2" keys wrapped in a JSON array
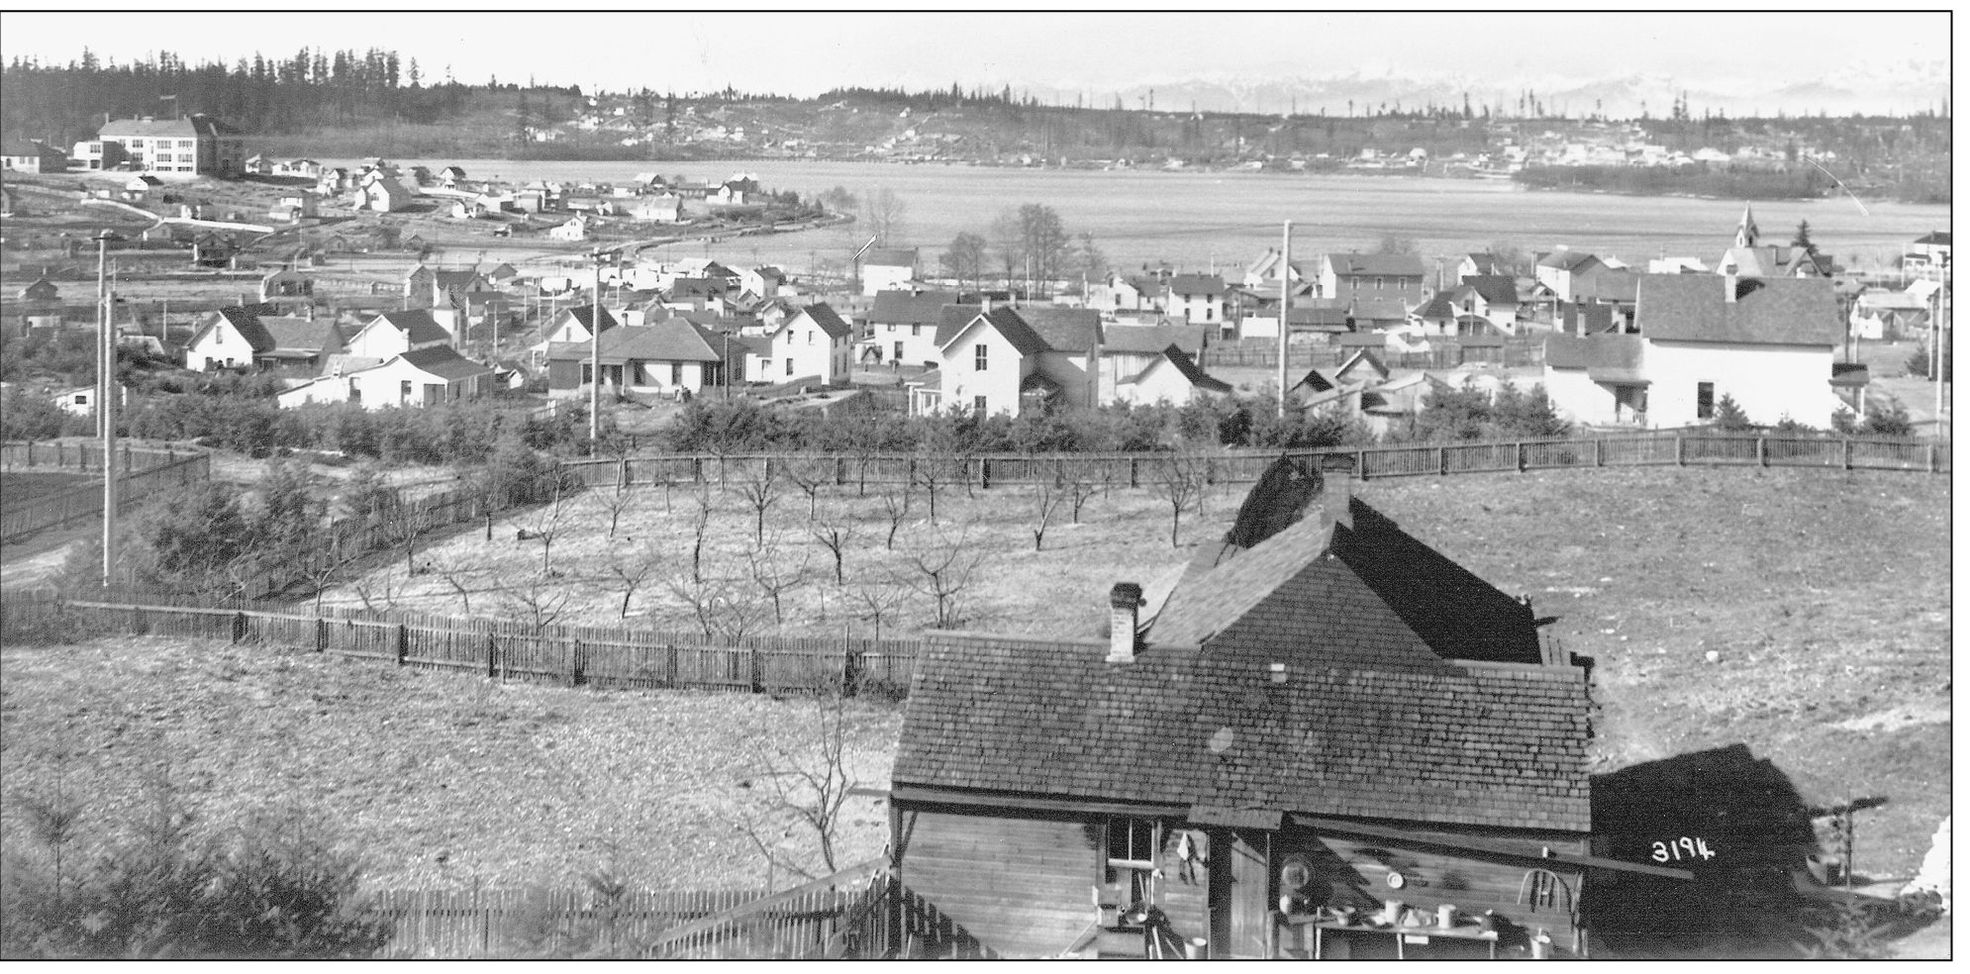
[{"x1": 1027, "y1": 60, "x2": 1949, "y2": 119}]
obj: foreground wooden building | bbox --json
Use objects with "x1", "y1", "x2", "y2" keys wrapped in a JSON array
[{"x1": 889, "y1": 461, "x2": 1631, "y2": 959}]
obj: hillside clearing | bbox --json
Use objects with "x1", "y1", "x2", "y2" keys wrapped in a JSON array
[{"x1": 1, "y1": 466, "x2": 1948, "y2": 918}]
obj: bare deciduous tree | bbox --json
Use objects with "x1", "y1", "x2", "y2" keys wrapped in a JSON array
[
  {"x1": 746, "y1": 536, "x2": 809, "y2": 628},
  {"x1": 731, "y1": 460, "x2": 780, "y2": 547},
  {"x1": 909, "y1": 453, "x2": 953, "y2": 524},
  {"x1": 664, "y1": 565, "x2": 766, "y2": 642},
  {"x1": 434, "y1": 556, "x2": 485, "y2": 614},
  {"x1": 518, "y1": 486, "x2": 573, "y2": 575},
  {"x1": 735, "y1": 690, "x2": 859, "y2": 881},
  {"x1": 1064, "y1": 461, "x2": 1105, "y2": 524},
  {"x1": 850, "y1": 580, "x2": 910, "y2": 642},
  {"x1": 593, "y1": 476, "x2": 638, "y2": 540},
  {"x1": 811, "y1": 515, "x2": 854, "y2": 585},
  {"x1": 606, "y1": 539, "x2": 660, "y2": 620},
  {"x1": 907, "y1": 531, "x2": 984, "y2": 629},
  {"x1": 860, "y1": 186, "x2": 906, "y2": 247},
  {"x1": 784, "y1": 456, "x2": 835, "y2": 522},
  {"x1": 499, "y1": 569, "x2": 571, "y2": 633},
  {"x1": 684, "y1": 486, "x2": 715, "y2": 584},
  {"x1": 878, "y1": 485, "x2": 912, "y2": 551},
  {"x1": 1031, "y1": 481, "x2": 1066, "y2": 552},
  {"x1": 1151, "y1": 450, "x2": 1212, "y2": 548}
]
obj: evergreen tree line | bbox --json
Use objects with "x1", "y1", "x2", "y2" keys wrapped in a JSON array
[{"x1": 0, "y1": 46, "x2": 579, "y2": 148}]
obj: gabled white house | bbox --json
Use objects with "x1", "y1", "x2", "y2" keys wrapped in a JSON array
[
  {"x1": 277, "y1": 346, "x2": 493, "y2": 410},
  {"x1": 766, "y1": 303, "x2": 854, "y2": 383},
  {"x1": 345, "y1": 309, "x2": 453, "y2": 360},
  {"x1": 916, "y1": 307, "x2": 1054, "y2": 417},
  {"x1": 864, "y1": 289, "x2": 974, "y2": 367},
  {"x1": 861, "y1": 247, "x2": 918, "y2": 297},
  {"x1": 1543, "y1": 275, "x2": 1845, "y2": 428},
  {"x1": 1163, "y1": 273, "x2": 1226, "y2": 326},
  {"x1": 1112, "y1": 345, "x2": 1233, "y2": 406}
]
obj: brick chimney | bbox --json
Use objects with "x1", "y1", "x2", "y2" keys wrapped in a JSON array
[
  {"x1": 1724, "y1": 274, "x2": 1738, "y2": 304},
  {"x1": 1107, "y1": 582, "x2": 1144, "y2": 663},
  {"x1": 1324, "y1": 474, "x2": 1354, "y2": 531}
]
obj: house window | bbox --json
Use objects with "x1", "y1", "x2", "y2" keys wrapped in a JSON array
[
  {"x1": 807, "y1": 330, "x2": 814, "y2": 345},
  {"x1": 911, "y1": 324, "x2": 921, "y2": 337},
  {"x1": 1696, "y1": 382, "x2": 1715, "y2": 419},
  {"x1": 1103, "y1": 817, "x2": 1162, "y2": 906},
  {"x1": 670, "y1": 362, "x2": 683, "y2": 385},
  {"x1": 785, "y1": 358, "x2": 794, "y2": 376},
  {"x1": 973, "y1": 395, "x2": 988, "y2": 415},
  {"x1": 1375, "y1": 277, "x2": 1386, "y2": 289},
  {"x1": 400, "y1": 380, "x2": 412, "y2": 402},
  {"x1": 974, "y1": 343, "x2": 988, "y2": 371}
]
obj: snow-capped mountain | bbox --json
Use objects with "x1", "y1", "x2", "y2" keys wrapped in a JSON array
[{"x1": 1026, "y1": 60, "x2": 1947, "y2": 118}]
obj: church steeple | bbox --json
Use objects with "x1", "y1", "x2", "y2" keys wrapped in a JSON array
[{"x1": 1734, "y1": 202, "x2": 1760, "y2": 248}]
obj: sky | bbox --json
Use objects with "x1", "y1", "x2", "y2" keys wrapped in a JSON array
[{"x1": 0, "y1": 9, "x2": 1951, "y2": 106}]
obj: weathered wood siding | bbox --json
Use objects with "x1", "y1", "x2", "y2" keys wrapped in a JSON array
[
  {"x1": 1157, "y1": 828, "x2": 1211, "y2": 951},
  {"x1": 1220, "y1": 829, "x2": 1273, "y2": 958},
  {"x1": 894, "y1": 807, "x2": 1098, "y2": 958}
]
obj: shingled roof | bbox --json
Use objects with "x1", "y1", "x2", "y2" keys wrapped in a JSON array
[
  {"x1": 870, "y1": 288, "x2": 968, "y2": 325},
  {"x1": 371, "y1": 309, "x2": 452, "y2": 346},
  {"x1": 895, "y1": 472, "x2": 1589, "y2": 831},
  {"x1": 1637, "y1": 275, "x2": 1839, "y2": 346},
  {"x1": 1326, "y1": 253, "x2": 1428, "y2": 278},
  {"x1": 396, "y1": 346, "x2": 492, "y2": 381},
  {"x1": 935, "y1": 307, "x2": 1051, "y2": 356},
  {"x1": 198, "y1": 306, "x2": 276, "y2": 353},
  {"x1": 792, "y1": 302, "x2": 853, "y2": 340},
  {"x1": 1016, "y1": 305, "x2": 1102, "y2": 352}
]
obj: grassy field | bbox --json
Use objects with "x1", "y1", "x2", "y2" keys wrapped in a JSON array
[
  {"x1": 0, "y1": 637, "x2": 900, "y2": 893},
  {"x1": 0, "y1": 465, "x2": 1949, "y2": 925}
]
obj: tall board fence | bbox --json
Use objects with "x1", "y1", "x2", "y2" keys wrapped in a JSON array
[
  {"x1": 0, "y1": 592, "x2": 921, "y2": 699},
  {"x1": 0, "y1": 441, "x2": 211, "y2": 543},
  {"x1": 559, "y1": 432, "x2": 1949, "y2": 493}
]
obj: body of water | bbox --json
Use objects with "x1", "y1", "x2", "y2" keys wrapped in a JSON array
[{"x1": 332, "y1": 158, "x2": 1949, "y2": 278}]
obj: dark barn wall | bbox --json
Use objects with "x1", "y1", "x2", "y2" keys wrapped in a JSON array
[
  {"x1": 892, "y1": 807, "x2": 1220, "y2": 958},
  {"x1": 894, "y1": 806, "x2": 1102, "y2": 958}
]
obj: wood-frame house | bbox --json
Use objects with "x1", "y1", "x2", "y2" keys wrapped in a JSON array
[{"x1": 888, "y1": 460, "x2": 1681, "y2": 959}]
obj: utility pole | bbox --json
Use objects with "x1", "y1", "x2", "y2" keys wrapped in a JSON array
[
  {"x1": 1278, "y1": 220, "x2": 1291, "y2": 419},
  {"x1": 1937, "y1": 258, "x2": 1950, "y2": 437},
  {"x1": 590, "y1": 247, "x2": 606, "y2": 454},
  {"x1": 95, "y1": 230, "x2": 123, "y2": 589}
]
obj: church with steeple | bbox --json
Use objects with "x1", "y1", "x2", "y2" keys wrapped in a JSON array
[{"x1": 1718, "y1": 202, "x2": 1832, "y2": 278}]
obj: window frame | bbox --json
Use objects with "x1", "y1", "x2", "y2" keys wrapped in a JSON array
[{"x1": 1696, "y1": 381, "x2": 1716, "y2": 420}]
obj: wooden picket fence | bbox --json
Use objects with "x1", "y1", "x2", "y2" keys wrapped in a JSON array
[
  {"x1": 362, "y1": 864, "x2": 982, "y2": 959},
  {"x1": 0, "y1": 592, "x2": 920, "y2": 699},
  {"x1": 366, "y1": 886, "x2": 767, "y2": 958}
]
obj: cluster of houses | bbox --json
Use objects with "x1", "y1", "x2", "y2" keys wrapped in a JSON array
[{"x1": 12, "y1": 161, "x2": 1945, "y2": 434}]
